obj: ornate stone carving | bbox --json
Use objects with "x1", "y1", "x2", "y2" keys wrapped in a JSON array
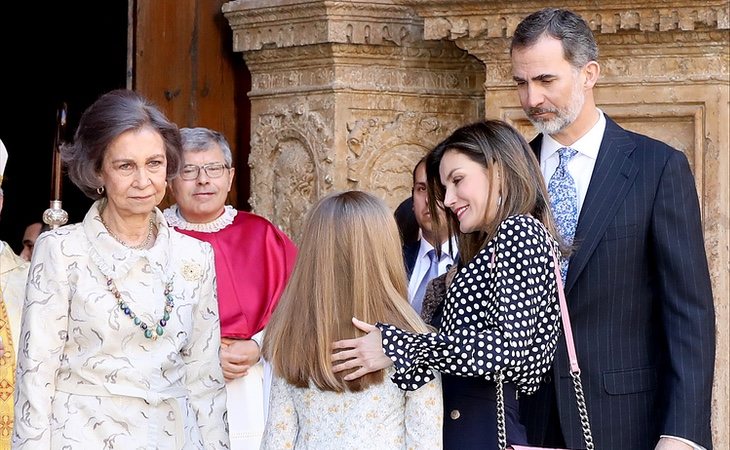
[
  {"x1": 242, "y1": 39, "x2": 485, "y2": 97},
  {"x1": 405, "y1": 1, "x2": 729, "y2": 69},
  {"x1": 404, "y1": 1, "x2": 729, "y2": 40},
  {"x1": 346, "y1": 112, "x2": 455, "y2": 209},
  {"x1": 243, "y1": 41, "x2": 478, "y2": 68},
  {"x1": 249, "y1": 106, "x2": 334, "y2": 237},
  {"x1": 483, "y1": 45, "x2": 729, "y2": 86},
  {"x1": 247, "y1": 63, "x2": 483, "y2": 97},
  {"x1": 223, "y1": 0, "x2": 423, "y2": 52}
]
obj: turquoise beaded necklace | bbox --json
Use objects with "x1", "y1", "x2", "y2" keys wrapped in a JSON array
[{"x1": 104, "y1": 276, "x2": 174, "y2": 340}]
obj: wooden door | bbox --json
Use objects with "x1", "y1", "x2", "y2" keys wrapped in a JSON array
[{"x1": 131, "y1": 0, "x2": 251, "y2": 209}]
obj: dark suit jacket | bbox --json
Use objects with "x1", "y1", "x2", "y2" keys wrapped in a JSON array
[
  {"x1": 521, "y1": 116, "x2": 715, "y2": 449},
  {"x1": 403, "y1": 239, "x2": 420, "y2": 280}
]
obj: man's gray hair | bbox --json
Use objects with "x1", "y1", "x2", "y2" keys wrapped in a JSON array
[
  {"x1": 179, "y1": 127, "x2": 233, "y2": 167},
  {"x1": 511, "y1": 8, "x2": 598, "y2": 69}
]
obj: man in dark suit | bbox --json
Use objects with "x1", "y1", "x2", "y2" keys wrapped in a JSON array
[
  {"x1": 511, "y1": 9, "x2": 715, "y2": 450},
  {"x1": 394, "y1": 196, "x2": 419, "y2": 250},
  {"x1": 402, "y1": 157, "x2": 457, "y2": 315}
]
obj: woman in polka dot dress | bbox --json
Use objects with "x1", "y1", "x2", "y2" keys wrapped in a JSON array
[{"x1": 333, "y1": 120, "x2": 567, "y2": 449}]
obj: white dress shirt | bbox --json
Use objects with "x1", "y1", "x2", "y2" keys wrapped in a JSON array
[
  {"x1": 540, "y1": 109, "x2": 606, "y2": 214},
  {"x1": 407, "y1": 236, "x2": 458, "y2": 305}
]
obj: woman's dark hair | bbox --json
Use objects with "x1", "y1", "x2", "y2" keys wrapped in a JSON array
[
  {"x1": 425, "y1": 119, "x2": 566, "y2": 262},
  {"x1": 62, "y1": 89, "x2": 182, "y2": 199}
]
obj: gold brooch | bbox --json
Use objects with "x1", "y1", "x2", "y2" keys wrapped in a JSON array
[{"x1": 181, "y1": 262, "x2": 202, "y2": 281}]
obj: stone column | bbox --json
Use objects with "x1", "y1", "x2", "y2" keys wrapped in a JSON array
[
  {"x1": 223, "y1": 0, "x2": 484, "y2": 239},
  {"x1": 405, "y1": 0, "x2": 729, "y2": 446}
]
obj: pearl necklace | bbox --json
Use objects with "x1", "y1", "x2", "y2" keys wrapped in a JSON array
[
  {"x1": 100, "y1": 215, "x2": 156, "y2": 250},
  {"x1": 104, "y1": 275, "x2": 175, "y2": 340}
]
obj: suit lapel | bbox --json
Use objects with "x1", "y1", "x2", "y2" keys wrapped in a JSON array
[
  {"x1": 529, "y1": 134, "x2": 543, "y2": 160},
  {"x1": 565, "y1": 118, "x2": 638, "y2": 293},
  {"x1": 530, "y1": 118, "x2": 639, "y2": 294}
]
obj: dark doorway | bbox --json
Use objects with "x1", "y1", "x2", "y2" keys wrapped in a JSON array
[{"x1": 0, "y1": 2, "x2": 128, "y2": 253}]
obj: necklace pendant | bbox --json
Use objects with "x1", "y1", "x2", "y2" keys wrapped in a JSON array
[{"x1": 103, "y1": 275, "x2": 174, "y2": 341}]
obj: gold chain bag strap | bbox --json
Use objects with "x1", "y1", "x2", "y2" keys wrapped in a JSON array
[{"x1": 495, "y1": 251, "x2": 594, "y2": 450}]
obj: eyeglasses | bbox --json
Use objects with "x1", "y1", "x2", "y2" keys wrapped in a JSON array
[{"x1": 179, "y1": 163, "x2": 230, "y2": 180}]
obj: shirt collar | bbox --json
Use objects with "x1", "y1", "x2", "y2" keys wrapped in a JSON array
[
  {"x1": 541, "y1": 109, "x2": 606, "y2": 164},
  {"x1": 163, "y1": 204, "x2": 237, "y2": 232},
  {"x1": 417, "y1": 235, "x2": 458, "y2": 261}
]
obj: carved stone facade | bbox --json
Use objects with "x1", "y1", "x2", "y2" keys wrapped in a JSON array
[
  {"x1": 224, "y1": 1, "x2": 729, "y2": 446},
  {"x1": 224, "y1": 0, "x2": 485, "y2": 237}
]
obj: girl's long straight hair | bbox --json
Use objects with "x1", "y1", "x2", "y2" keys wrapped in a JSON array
[{"x1": 262, "y1": 190, "x2": 428, "y2": 392}]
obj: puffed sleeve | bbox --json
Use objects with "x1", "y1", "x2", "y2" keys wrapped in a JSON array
[
  {"x1": 12, "y1": 232, "x2": 70, "y2": 448},
  {"x1": 404, "y1": 374, "x2": 443, "y2": 450},
  {"x1": 377, "y1": 216, "x2": 561, "y2": 394},
  {"x1": 181, "y1": 243, "x2": 229, "y2": 449},
  {"x1": 260, "y1": 374, "x2": 298, "y2": 449}
]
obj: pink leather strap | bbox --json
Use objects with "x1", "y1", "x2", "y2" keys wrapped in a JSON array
[
  {"x1": 491, "y1": 249, "x2": 580, "y2": 374},
  {"x1": 551, "y1": 252, "x2": 580, "y2": 374}
]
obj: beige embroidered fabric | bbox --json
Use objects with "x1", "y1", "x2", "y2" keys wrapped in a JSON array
[
  {"x1": 262, "y1": 367, "x2": 443, "y2": 449},
  {"x1": 12, "y1": 202, "x2": 229, "y2": 449}
]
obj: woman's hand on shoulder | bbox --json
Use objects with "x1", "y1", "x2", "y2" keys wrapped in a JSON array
[{"x1": 331, "y1": 318, "x2": 392, "y2": 381}]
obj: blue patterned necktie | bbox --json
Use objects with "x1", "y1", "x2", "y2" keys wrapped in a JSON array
[
  {"x1": 412, "y1": 249, "x2": 439, "y2": 314},
  {"x1": 548, "y1": 147, "x2": 579, "y2": 283}
]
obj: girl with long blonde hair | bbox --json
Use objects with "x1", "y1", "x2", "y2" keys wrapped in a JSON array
[{"x1": 261, "y1": 190, "x2": 442, "y2": 449}]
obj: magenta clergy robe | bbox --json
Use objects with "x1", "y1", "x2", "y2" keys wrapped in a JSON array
[{"x1": 173, "y1": 211, "x2": 296, "y2": 339}]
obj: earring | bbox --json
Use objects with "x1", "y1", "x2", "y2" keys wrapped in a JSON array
[
  {"x1": 497, "y1": 195, "x2": 502, "y2": 207},
  {"x1": 96, "y1": 186, "x2": 105, "y2": 195}
]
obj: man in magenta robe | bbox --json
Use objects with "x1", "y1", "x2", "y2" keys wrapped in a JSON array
[{"x1": 165, "y1": 127, "x2": 296, "y2": 450}]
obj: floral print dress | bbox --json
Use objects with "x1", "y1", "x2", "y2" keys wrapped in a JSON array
[{"x1": 261, "y1": 367, "x2": 442, "y2": 450}]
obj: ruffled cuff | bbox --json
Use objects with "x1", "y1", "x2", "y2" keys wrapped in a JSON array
[{"x1": 376, "y1": 322, "x2": 436, "y2": 391}]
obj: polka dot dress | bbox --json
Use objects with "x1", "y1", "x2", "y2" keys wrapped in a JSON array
[{"x1": 377, "y1": 215, "x2": 562, "y2": 395}]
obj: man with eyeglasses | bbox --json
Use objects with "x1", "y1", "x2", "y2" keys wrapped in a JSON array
[{"x1": 164, "y1": 127, "x2": 297, "y2": 450}]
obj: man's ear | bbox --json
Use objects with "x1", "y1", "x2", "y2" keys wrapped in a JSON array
[
  {"x1": 227, "y1": 167, "x2": 235, "y2": 192},
  {"x1": 583, "y1": 61, "x2": 600, "y2": 89}
]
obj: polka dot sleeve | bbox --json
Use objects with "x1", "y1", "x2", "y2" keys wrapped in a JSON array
[{"x1": 376, "y1": 215, "x2": 561, "y2": 394}]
